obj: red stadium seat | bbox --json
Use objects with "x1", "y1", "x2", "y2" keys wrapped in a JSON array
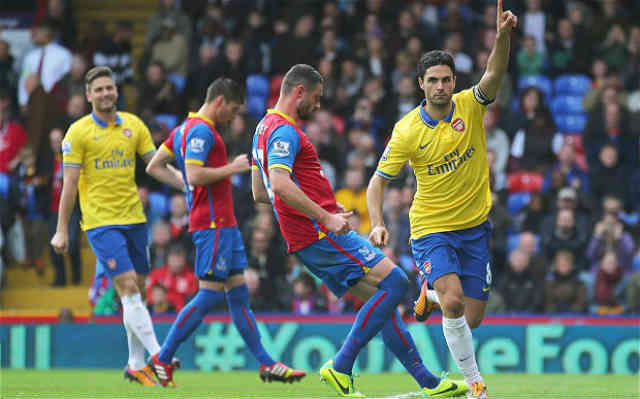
[{"x1": 507, "y1": 172, "x2": 544, "y2": 193}]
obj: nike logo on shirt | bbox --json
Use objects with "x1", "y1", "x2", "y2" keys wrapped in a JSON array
[{"x1": 419, "y1": 141, "x2": 432, "y2": 150}]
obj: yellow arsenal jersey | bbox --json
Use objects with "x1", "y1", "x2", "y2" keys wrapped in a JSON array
[{"x1": 376, "y1": 86, "x2": 492, "y2": 239}]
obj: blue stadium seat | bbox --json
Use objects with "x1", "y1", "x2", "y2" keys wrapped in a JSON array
[
  {"x1": 148, "y1": 192, "x2": 169, "y2": 219},
  {"x1": 246, "y1": 74, "x2": 269, "y2": 99},
  {"x1": 0, "y1": 172, "x2": 10, "y2": 199},
  {"x1": 551, "y1": 96, "x2": 585, "y2": 115},
  {"x1": 168, "y1": 74, "x2": 186, "y2": 93},
  {"x1": 553, "y1": 74, "x2": 591, "y2": 97},
  {"x1": 554, "y1": 113, "x2": 587, "y2": 133},
  {"x1": 507, "y1": 192, "x2": 531, "y2": 217},
  {"x1": 154, "y1": 113, "x2": 179, "y2": 130},
  {"x1": 517, "y1": 75, "x2": 552, "y2": 98},
  {"x1": 247, "y1": 95, "x2": 266, "y2": 120}
]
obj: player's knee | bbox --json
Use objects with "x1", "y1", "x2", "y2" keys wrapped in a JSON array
[
  {"x1": 467, "y1": 314, "x2": 483, "y2": 329},
  {"x1": 379, "y1": 267, "x2": 409, "y2": 303},
  {"x1": 115, "y1": 276, "x2": 140, "y2": 296},
  {"x1": 440, "y1": 294, "x2": 465, "y2": 317}
]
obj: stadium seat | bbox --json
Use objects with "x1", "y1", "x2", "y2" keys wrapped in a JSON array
[
  {"x1": 553, "y1": 74, "x2": 591, "y2": 97},
  {"x1": 247, "y1": 95, "x2": 266, "y2": 120},
  {"x1": 517, "y1": 75, "x2": 552, "y2": 98},
  {"x1": 168, "y1": 74, "x2": 186, "y2": 94},
  {"x1": 551, "y1": 95, "x2": 585, "y2": 115},
  {"x1": 148, "y1": 191, "x2": 169, "y2": 219},
  {"x1": 155, "y1": 114, "x2": 179, "y2": 130},
  {"x1": 246, "y1": 74, "x2": 269, "y2": 99},
  {"x1": 506, "y1": 192, "x2": 531, "y2": 216},
  {"x1": 0, "y1": 172, "x2": 10, "y2": 199},
  {"x1": 507, "y1": 172, "x2": 543, "y2": 193},
  {"x1": 554, "y1": 113, "x2": 587, "y2": 134}
]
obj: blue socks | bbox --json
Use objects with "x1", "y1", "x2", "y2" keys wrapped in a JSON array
[
  {"x1": 333, "y1": 267, "x2": 408, "y2": 375},
  {"x1": 158, "y1": 288, "x2": 224, "y2": 364},
  {"x1": 226, "y1": 284, "x2": 275, "y2": 366},
  {"x1": 382, "y1": 310, "x2": 440, "y2": 389}
]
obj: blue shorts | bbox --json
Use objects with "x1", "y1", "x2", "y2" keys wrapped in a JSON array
[
  {"x1": 295, "y1": 231, "x2": 385, "y2": 298},
  {"x1": 86, "y1": 223, "x2": 149, "y2": 278},
  {"x1": 192, "y1": 226, "x2": 247, "y2": 282},
  {"x1": 411, "y1": 221, "x2": 492, "y2": 301}
]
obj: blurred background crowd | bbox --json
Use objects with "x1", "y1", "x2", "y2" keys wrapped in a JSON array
[{"x1": 1, "y1": 0, "x2": 639, "y2": 318}]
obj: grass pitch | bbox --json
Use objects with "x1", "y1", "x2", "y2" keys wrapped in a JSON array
[{"x1": 1, "y1": 369, "x2": 638, "y2": 398}]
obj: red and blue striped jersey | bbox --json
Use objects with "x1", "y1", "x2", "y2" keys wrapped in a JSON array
[
  {"x1": 252, "y1": 109, "x2": 338, "y2": 252},
  {"x1": 160, "y1": 112, "x2": 236, "y2": 232}
]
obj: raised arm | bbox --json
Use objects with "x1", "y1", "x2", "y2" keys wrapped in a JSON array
[{"x1": 478, "y1": 0, "x2": 518, "y2": 101}]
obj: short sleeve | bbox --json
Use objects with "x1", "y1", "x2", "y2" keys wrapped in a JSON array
[
  {"x1": 136, "y1": 119, "x2": 156, "y2": 158},
  {"x1": 375, "y1": 129, "x2": 410, "y2": 180},
  {"x1": 266, "y1": 125, "x2": 300, "y2": 173},
  {"x1": 62, "y1": 124, "x2": 84, "y2": 168},
  {"x1": 185, "y1": 124, "x2": 214, "y2": 166},
  {"x1": 160, "y1": 128, "x2": 176, "y2": 157}
]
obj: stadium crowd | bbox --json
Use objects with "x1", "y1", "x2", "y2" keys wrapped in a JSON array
[{"x1": 1, "y1": 0, "x2": 639, "y2": 316}]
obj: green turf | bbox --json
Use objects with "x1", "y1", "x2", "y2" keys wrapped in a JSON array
[{"x1": 0, "y1": 369, "x2": 638, "y2": 398}]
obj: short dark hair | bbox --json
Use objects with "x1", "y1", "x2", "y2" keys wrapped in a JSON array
[
  {"x1": 417, "y1": 50, "x2": 456, "y2": 79},
  {"x1": 205, "y1": 77, "x2": 244, "y2": 104},
  {"x1": 281, "y1": 64, "x2": 324, "y2": 95},
  {"x1": 167, "y1": 243, "x2": 186, "y2": 257},
  {"x1": 85, "y1": 66, "x2": 114, "y2": 89}
]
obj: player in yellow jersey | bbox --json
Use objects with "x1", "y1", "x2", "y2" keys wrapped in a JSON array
[
  {"x1": 367, "y1": 2, "x2": 517, "y2": 398},
  {"x1": 50, "y1": 66, "x2": 185, "y2": 385}
]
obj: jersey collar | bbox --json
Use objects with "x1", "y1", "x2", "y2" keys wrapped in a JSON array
[
  {"x1": 267, "y1": 109, "x2": 297, "y2": 126},
  {"x1": 418, "y1": 99, "x2": 455, "y2": 129},
  {"x1": 188, "y1": 112, "x2": 215, "y2": 126},
  {"x1": 91, "y1": 111, "x2": 122, "y2": 128}
]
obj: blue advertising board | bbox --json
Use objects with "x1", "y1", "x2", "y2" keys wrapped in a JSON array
[{"x1": 1, "y1": 318, "x2": 638, "y2": 375}]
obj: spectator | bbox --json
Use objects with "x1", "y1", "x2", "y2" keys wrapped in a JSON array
[
  {"x1": 145, "y1": 0, "x2": 191, "y2": 48},
  {"x1": 484, "y1": 106, "x2": 509, "y2": 189},
  {"x1": 497, "y1": 249, "x2": 544, "y2": 312},
  {"x1": 146, "y1": 244, "x2": 197, "y2": 312},
  {"x1": 167, "y1": 193, "x2": 192, "y2": 259},
  {"x1": 539, "y1": 186, "x2": 591, "y2": 240},
  {"x1": 587, "y1": 196, "x2": 635, "y2": 272},
  {"x1": 522, "y1": 0, "x2": 547, "y2": 54},
  {"x1": 543, "y1": 142, "x2": 589, "y2": 195},
  {"x1": 382, "y1": 187, "x2": 411, "y2": 269},
  {"x1": 443, "y1": 31, "x2": 472, "y2": 90},
  {"x1": 244, "y1": 267, "x2": 281, "y2": 312},
  {"x1": 548, "y1": 18, "x2": 589, "y2": 76},
  {"x1": 210, "y1": 39, "x2": 248, "y2": 86},
  {"x1": 471, "y1": 48, "x2": 513, "y2": 110},
  {"x1": 93, "y1": 20, "x2": 134, "y2": 93},
  {"x1": 540, "y1": 207, "x2": 589, "y2": 270},
  {"x1": 45, "y1": 127, "x2": 81, "y2": 285},
  {"x1": 516, "y1": 230, "x2": 547, "y2": 281},
  {"x1": 0, "y1": 39, "x2": 17, "y2": 94},
  {"x1": 589, "y1": 144, "x2": 628, "y2": 202},
  {"x1": 348, "y1": 96, "x2": 386, "y2": 153},
  {"x1": 339, "y1": 58, "x2": 365, "y2": 101},
  {"x1": 149, "y1": 17, "x2": 189, "y2": 78},
  {"x1": 292, "y1": 272, "x2": 320, "y2": 315},
  {"x1": 599, "y1": 24, "x2": 628, "y2": 71},
  {"x1": 149, "y1": 220, "x2": 171, "y2": 269},
  {"x1": 625, "y1": 251, "x2": 640, "y2": 313},
  {"x1": 55, "y1": 92, "x2": 86, "y2": 130},
  {"x1": 184, "y1": 43, "x2": 217, "y2": 110},
  {"x1": 43, "y1": 0, "x2": 76, "y2": 49},
  {"x1": 335, "y1": 167, "x2": 370, "y2": 234},
  {"x1": 271, "y1": 15, "x2": 315, "y2": 74},
  {"x1": 544, "y1": 250, "x2": 588, "y2": 313},
  {"x1": 594, "y1": 251, "x2": 624, "y2": 314},
  {"x1": 147, "y1": 284, "x2": 177, "y2": 316},
  {"x1": 59, "y1": 54, "x2": 87, "y2": 100},
  {"x1": 386, "y1": 76, "x2": 420, "y2": 127},
  {"x1": 517, "y1": 35, "x2": 545, "y2": 77},
  {"x1": 0, "y1": 90, "x2": 27, "y2": 174},
  {"x1": 137, "y1": 61, "x2": 180, "y2": 119}
]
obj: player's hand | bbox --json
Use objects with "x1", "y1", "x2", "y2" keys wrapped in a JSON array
[
  {"x1": 50, "y1": 231, "x2": 69, "y2": 255},
  {"x1": 497, "y1": 0, "x2": 517, "y2": 35},
  {"x1": 322, "y1": 211, "x2": 352, "y2": 235},
  {"x1": 368, "y1": 225, "x2": 389, "y2": 248},
  {"x1": 336, "y1": 202, "x2": 347, "y2": 213},
  {"x1": 230, "y1": 154, "x2": 251, "y2": 174}
]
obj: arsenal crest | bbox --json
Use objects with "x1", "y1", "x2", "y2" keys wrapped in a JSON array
[
  {"x1": 452, "y1": 118, "x2": 465, "y2": 132},
  {"x1": 122, "y1": 128, "x2": 132, "y2": 138},
  {"x1": 423, "y1": 260, "x2": 432, "y2": 274}
]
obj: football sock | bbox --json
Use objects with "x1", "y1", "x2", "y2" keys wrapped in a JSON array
[
  {"x1": 157, "y1": 288, "x2": 224, "y2": 364},
  {"x1": 382, "y1": 309, "x2": 440, "y2": 389},
  {"x1": 125, "y1": 323, "x2": 146, "y2": 370},
  {"x1": 226, "y1": 284, "x2": 275, "y2": 366},
  {"x1": 121, "y1": 293, "x2": 161, "y2": 356},
  {"x1": 427, "y1": 289, "x2": 441, "y2": 305},
  {"x1": 333, "y1": 267, "x2": 408, "y2": 375},
  {"x1": 442, "y1": 315, "x2": 482, "y2": 386}
]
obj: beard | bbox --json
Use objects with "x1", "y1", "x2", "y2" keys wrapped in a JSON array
[
  {"x1": 94, "y1": 97, "x2": 116, "y2": 113},
  {"x1": 429, "y1": 93, "x2": 452, "y2": 107},
  {"x1": 297, "y1": 100, "x2": 315, "y2": 121}
]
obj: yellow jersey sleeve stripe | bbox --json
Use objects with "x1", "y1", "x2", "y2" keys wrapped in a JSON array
[
  {"x1": 375, "y1": 170, "x2": 396, "y2": 180},
  {"x1": 63, "y1": 162, "x2": 82, "y2": 168},
  {"x1": 185, "y1": 159, "x2": 204, "y2": 165},
  {"x1": 268, "y1": 164, "x2": 292, "y2": 173},
  {"x1": 160, "y1": 144, "x2": 174, "y2": 156},
  {"x1": 251, "y1": 165, "x2": 259, "y2": 170}
]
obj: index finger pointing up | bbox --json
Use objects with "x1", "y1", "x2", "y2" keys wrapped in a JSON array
[{"x1": 498, "y1": 0, "x2": 503, "y2": 15}]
